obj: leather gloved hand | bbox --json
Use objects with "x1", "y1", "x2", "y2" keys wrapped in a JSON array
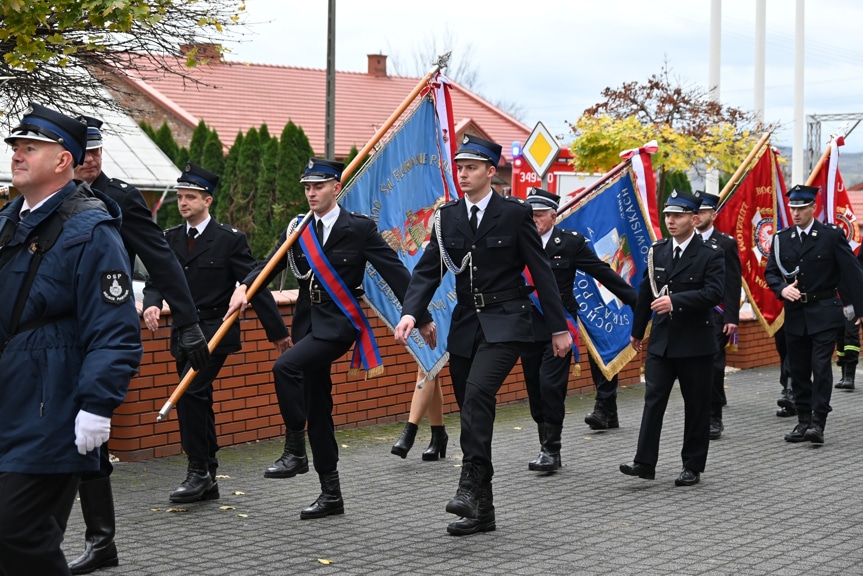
[
  {"x1": 177, "y1": 322, "x2": 210, "y2": 371},
  {"x1": 75, "y1": 410, "x2": 111, "y2": 455}
]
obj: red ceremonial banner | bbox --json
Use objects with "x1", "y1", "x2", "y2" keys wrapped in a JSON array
[
  {"x1": 806, "y1": 142, "x2": 861, "y2": 254},
  {"x1": 714, "y1": 147, "x2": 785, "y2": 336}
]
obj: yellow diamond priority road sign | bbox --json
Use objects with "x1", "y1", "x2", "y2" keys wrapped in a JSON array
[{"x1": 522, "y1": 122, "x2": 560, "y2": 179}]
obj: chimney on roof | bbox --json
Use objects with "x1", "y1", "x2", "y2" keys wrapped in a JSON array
[
  {"x1": 180, "y1": 43, "x2": 223, "y2": 63},
  {"x1": 368, "y1": 54, "x2": 388, "y2": 78}
]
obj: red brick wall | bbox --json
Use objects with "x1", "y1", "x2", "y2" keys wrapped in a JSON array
[{"x1": 111, "y1": 297, "x2": 781, "y2": 462}]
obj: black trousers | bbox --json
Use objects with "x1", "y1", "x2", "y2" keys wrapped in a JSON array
[
  {"x1": 710, "y1": 310, "x2": 730, "y2": 417},
  {"x1": 588, "y1": 354, "x2": 619, "y2": 401},
  {"x1": 635, "y1": 353, "x2": 712, "y2": 472},
  {"x1": 774, "y1": 327, "x2": 791, "y2": 391},
  {"x1": 520, "y1": 339, "x2": 572, "y2": 426},
  {"x1": 449, "y1": 329, "x2": 522, "y2": 480},
  {"x1": 785, "y1": 327, "x2": 836, "y2": 415},
  {"x1": 176, "y1": 355, "x2": 228, "y2": 475},
  {"x1": 272, "y1": 334, "x2": 352, "y2": 475},
  {"x1": 0, "y1": 472, "x2": 79, "y2": 576}
]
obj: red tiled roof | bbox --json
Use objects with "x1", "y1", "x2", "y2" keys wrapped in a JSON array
[{"x1": 123, "y1": 56, "x2": 530, "y2": 163}]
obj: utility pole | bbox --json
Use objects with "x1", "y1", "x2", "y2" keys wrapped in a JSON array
[{"x1": 325, "y1": 0, "x2": 336, "y2": 159}]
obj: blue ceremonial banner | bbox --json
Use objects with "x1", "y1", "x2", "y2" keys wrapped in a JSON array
[
  {"x1": 556, "y1": 163, "x2": 656, "y2": 379},
  {"x1": 340, "y1": 97, "x2": 456, "y2": 378}
]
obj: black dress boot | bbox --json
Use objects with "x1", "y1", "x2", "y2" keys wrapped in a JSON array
[
  {"x1": 804, "y1": 412, "x2": 827, "y2": 444},
  {"x1": 585, "y1": 398, "x2": 619, "y2": 430},
  {"x1": 391, "y1": 422, "x2": 418, "y2": 458},
  {"x1": 265, "y1": 429, "x2": 309, "y2": 478},
  {"x1": 300, "y1": 470, "x2": 345, "y2": 519},
  {"x1": 422, "y1": 425, "x2": 448, "y2": 461},
  {"x1": 529, "y1": 423, "x2": 562, "y2": 472},
  {"x1": 447, "y1": 481, "x2": 496, "y2": 536},
  {"x1": 68, "y1": 477, "x2": 119, "y2": 575},
  {"x1": 527, "y1": 423, "x2": 547, "y2": 470},
  {"x1": 784, "y1": 413, "x2": 811, "y2": 443},
  {"x1": 836, "y1": 364, "x2": 856, "y2": 390},
  {"x1": 445, "y1": 462, "x2": 483, "y2": 519},
  {"x1": 776, "y1": 386, "x2": 797, "y2": 417},
  {"x1": 169, "y1": 457, "x2": 216, "y2": 503}
]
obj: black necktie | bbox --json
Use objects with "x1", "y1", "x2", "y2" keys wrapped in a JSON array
[
  {"x1": 469, "y1": 205, "x2": 479, "y2": 234},
  {"x1": 316, "y1": 218, "x2": 325, "y2": 244},
  {"x1": 800, "y1": 230, "x2": 807, "y2": 243},
  {"x1": 187, "y1": 227, "x2": 198, "y2": 252},
  {"x1": 20, "y1": 209, "x2": 29, "y2": 219},
  {"x1": 673, "y1": 246, "x2": 681, "y2": 266}
]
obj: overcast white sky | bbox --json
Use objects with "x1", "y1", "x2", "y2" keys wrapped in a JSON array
[{"x1": 228, "y1": 0, "x2": 863, "y2": 153}]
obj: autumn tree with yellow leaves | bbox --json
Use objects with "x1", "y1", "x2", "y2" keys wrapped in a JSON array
[
  {"x1": 569, "y1": 64, "x2": 773, "y2": 204},
  {"x1": 0, "y1": 0, "x2": 248, "y2": 125}
]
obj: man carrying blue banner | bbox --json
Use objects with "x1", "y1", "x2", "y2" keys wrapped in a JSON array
[
  {"x1": 521, "y1": 188, "x2": 637, "y2": 473},
  {"x1": 228, "y1": 158, "x2": 433, "y2": 520},
  {"x1": 395, "y1": 135, "x2": 571, "y2": 536}
]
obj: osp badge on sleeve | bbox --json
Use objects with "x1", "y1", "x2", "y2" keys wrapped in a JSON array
[{"x1": 101, "y1": 270, "x2": 131, "y2": 304}]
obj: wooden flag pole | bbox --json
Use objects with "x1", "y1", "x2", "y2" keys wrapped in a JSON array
[
  {"x1": 156, "y1": 52, "x2": 452, "y2": 422},
  {"x1": 718, "y1": 131, "x2": 772, "y2": 204},
  {"x1": 804, "y1": 136, "x2": 835, "y2": 186}
]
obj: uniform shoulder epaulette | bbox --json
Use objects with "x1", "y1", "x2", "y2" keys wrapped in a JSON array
[
  {"x1": 826, "y1": 223, "x2": 841, "y2": 231},
  {"x1": 652, "y1": 238, "x2": 669, "y2": 246},
  {"x1": 504, "y1": 195, "x2": 526, "y2": 204},
  {"x1": 558, "y1": 228, "x2": 579, "y2": 237},
  {"x1": 107, "y1": 178, "x2": 130, "y2": 190},
  {"x1": 440, "y1": 198, "x2": 459, "y2": 209},
  {"x1": 166, "y1": 223, "x2": 184, "y2": 234},
  {"x1": 717, "y1": 231, "x2": 733, "y2": 240},
  {"x1": 216, "y1": 222, "x2": 240, "y2": 234},
  {"x1": 348, "y1": 211, "x2": 371, "y2": 220}
]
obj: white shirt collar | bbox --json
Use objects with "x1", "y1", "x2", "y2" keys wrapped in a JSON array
[
  {"x1": 317, "y1": 204, "x2": 341, "y2": 230},
  {"x1": 798, "y1": 221, "x2": 814, "y2": 236},
  {"x1": 540, "y1": 228, "x2": 553, "y2": 248},
  {"x1": 700, "y1": 226, "x2": 715, "y2": 241},
  {"x1": 673, "y1": 231, "x2": 696, "y2": 254},
  {"x1": 465, "y1": 189, "x2": 493, "y2": 217},
  {"x1": 20, "y1": 190, "x2": 61, "y2": 218},
  {"x1": 188, "y1": 215, "x2": 212, "y2": 235}
]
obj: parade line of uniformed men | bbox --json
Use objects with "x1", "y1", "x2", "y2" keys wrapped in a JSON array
[{"x1": 2, "y1": 105, "x2": 863, "y2": 575}]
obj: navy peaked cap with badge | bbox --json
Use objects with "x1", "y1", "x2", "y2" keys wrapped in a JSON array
[
  {"x1": 454, "y1": 134, "x2": 502, "y2": 166},
  {"x1": 176, "y1": 163, "x2": 220, "y2": 194},
  {"x1": 663, "y1": 189, "x2": 702, "y2": 213},
  {"x1": 76, "y1": 115, "x2": 104, "y2": 150},
  {"x1": 5, "y1": 102, "x2": 88, "y2": 166},
  {"x1": 693, "y1": 190, "x2": 720, "y2": 210},
  {"x1": 526, "y1": 187, "x2": 560, "y2": 211},
  {"x1": 300, "y1": 157, "x2": 344, "y2": 183},
  {"x1": 786, "y1": 184, "x2": 819, "y2": 207}
]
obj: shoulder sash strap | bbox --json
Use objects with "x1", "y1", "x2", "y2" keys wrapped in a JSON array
[{"x1": 297, "y1": 222, "x2": 383, "y2": 376}]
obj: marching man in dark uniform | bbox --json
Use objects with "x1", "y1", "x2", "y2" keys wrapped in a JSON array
[
  {"x1": 394, "y1": 136, "x2": 571, "y2": 536},
  {"x1": 143, "y1": 164, "x2": 289, "y2": 503},
  {"x1": 227, "y1": 158, "x2": 430, "y2": 519},
  {"x1": 621, "y1": 190, "x2": 724, "y2": 487},
  {"x1": 520, "y1": 188, "x2": 637, "y2": 472},
  {"x1": 69, "y1": 116, "x2": 209, "y2": 574},
  {"x1": 0, "y1": 104, "x2": 142, "y2": 576},
  {"x1": 693, "y1": 190, "x2": 742, "y2": 440},
  {"x1": 765, "y1": 184, "x2": 863, "y2": 444}
]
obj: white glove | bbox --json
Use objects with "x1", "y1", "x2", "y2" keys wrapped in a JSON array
[
  {"x1": 75, "y1": 410, "x2": 111, "y2": 455},
  {"x1": 843, "y1": 304, "x2": 855, "y2": 322}
]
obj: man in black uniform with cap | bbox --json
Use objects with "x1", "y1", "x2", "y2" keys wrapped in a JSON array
[
  {"x1": 228, "y1": 158, "x2": 430, "y2": 520},
  {"x1": 520, "y1": 187, "x2": 637, "y2": 472},
  {"x1": 621, "y1": 189, "x2": 724, "y2": 487},
  {"x1": 765, "y1": 184, "x2": 863, "y2": 444},
  {"x1": 693, "y1": 190, "x2": 742, "y2": 440},
  {"x1": 143, "y1": 163, "x2": 289, "y2": 503},
  {"x1": 68, "y1": 117, "x2": 209, "y2": 574},
  {"x1": 395, "y1": 135, "x2": 571, "y2": 535}
]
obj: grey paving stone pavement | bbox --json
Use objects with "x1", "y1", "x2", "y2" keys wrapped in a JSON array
[{"x1": 62, "y1": 365, "x2": 863, "y2": 575}]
